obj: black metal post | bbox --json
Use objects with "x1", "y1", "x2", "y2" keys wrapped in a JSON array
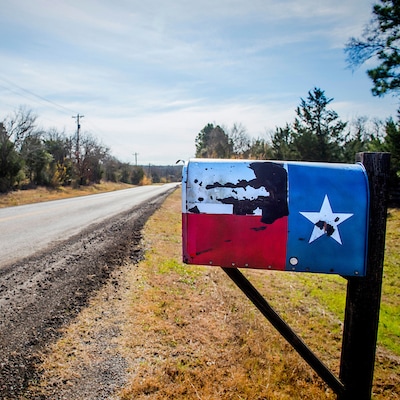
[
  {"x1": 339, "y1": 153, "x2": 390, "y2": 399},
  {"x1": 222, "y1": 267, "x2": 345, "y2": 396}
]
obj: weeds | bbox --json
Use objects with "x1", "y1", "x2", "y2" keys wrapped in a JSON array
[{"x1": 28, "y1": 189, "x2": 399, "y2": 399}]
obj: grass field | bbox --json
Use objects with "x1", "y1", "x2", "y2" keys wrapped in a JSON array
[{"x1": 28, "y1": 189, "x2": 399, "y2": 399}]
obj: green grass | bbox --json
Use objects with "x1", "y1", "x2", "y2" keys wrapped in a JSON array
[
  {"x1": 28, "y1": 190, "x2": 399, "y2": 399},
  {"x1": 157, "y1": 259, "x2": 203, "y2": 287},
  {"x1": 284, "y1": 208, "x2": 400, "y2": 356},
  {"x1": 298, "y1": 274, "x2": 346, "y2": 319},
  {"x1": 379, "y1": 208, "x2": 400, "y2": 354}
]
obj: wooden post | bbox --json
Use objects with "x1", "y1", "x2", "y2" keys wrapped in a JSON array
[{"x1": 339, "y1": 153, "x2": 390, "y2": 399}]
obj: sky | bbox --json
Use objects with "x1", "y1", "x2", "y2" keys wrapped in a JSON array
[{"x1": 0, "y1": 0, "x2": 398, "y2": 165}]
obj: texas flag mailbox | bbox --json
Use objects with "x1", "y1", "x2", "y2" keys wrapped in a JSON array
[{"x1": 182, "y1": 159, "x2": 370, "y2": 276}]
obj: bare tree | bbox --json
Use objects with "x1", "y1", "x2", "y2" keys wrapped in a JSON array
[
  {"x1": 0, "y1": 106, "x2": 38, "y2": 191},
  {"x1": 3, "y1": 106, "x2": 38, "y2": 151},
  {"x1": 72, "y1": 132, "x2": 109, "y2": 185},
  {"x1": 227, "y1": 122, "x2": 251, "y2": 157}
]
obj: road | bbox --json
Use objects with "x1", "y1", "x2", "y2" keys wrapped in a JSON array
[
  {"x1": 0, "y1": 183, "x2": 178, "y2": 267},
  {"x1": 0, "y1": 183, "x2": 178, "y2": 398}
]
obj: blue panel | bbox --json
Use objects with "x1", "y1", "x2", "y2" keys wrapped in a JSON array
[{"x1": 286, "y1": 162, "x2": 369, "y2": 276}]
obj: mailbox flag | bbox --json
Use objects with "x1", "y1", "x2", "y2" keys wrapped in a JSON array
[{"x1": 182, "y1": 159, "x2": 369, "y2": 276}]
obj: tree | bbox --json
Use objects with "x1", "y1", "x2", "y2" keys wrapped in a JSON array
[
  {"x1": 0, "y1": 107, "x2": 39, "y2": 190},
  {"x1": 44, "y1": 129, "x2": 73, "y2": 186},
  {"x1": 345, "y1": 0, "x2": 400, "y2": 97},
  {"x1": 195, "y1": 123, "x2": 214, "y2": 157},
  {"x1": 73, "y1": 132, "x2": 109, "y2": 185},
  {"x1": 0, "y1": 123, "x2": 23, "y2": 192},
  {"x1": 195, "y1": 124, "x2": 232, "y2": 158},
  {"x1": 119, "y1": 162, "x2": 131, "y2": 183},
  {"x1": 131, "y1": 166, "x2": 144, "y2": 185},
  {"x1": 342, "y1": 117, "x2": 385, "y2": 162},
  {"x1": 3, "y1": 106, "x2": 38, "y2": 150},
  {"x1": 20, "y1": 134, "x2": 53, "y2": 185},
  {"x1": 227, "y1": 122, "x2": 251, "y2": 158},
  {"x1": 271, "y1": 124, "x2": 297, "y2": 160},
  {"x1": 383, "y1": 115, "x2": 400, "y2": 192},
  {"x1": 248, "y1": 137, "x2": 273, "y2": 160},
  {"x1": 271, "y1": 88, "x2": 347, "y2": 162},
  {"x1": 103, "y1": 156, "x2": 121, "y2": 183},
  {"x1": 294, "y1": 88, "x2": 347, "y2": 161}
]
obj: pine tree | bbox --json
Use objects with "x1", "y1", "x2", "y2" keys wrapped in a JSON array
[{"x1": 345, "y1": 0, "x2": 400, "y2": 97}]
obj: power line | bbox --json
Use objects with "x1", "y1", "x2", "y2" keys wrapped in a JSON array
[
  {"x1": 0, "y1": 77, "x2": 109, "y2": 142},
  {"x1": 0, "y1": 75, "x2": 77, "y2": 116}
]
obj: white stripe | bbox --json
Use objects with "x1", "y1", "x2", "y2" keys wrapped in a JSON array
[{"x1": 186, "y1": 203, "x2": 264, "y2": 216}]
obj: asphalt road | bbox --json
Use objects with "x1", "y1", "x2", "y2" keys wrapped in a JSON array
[{"x1": 0, "y1": 183, "x2": 178, "y2": 267}]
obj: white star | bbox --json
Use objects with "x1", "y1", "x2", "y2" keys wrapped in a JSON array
[{"x1": 299, "y1": 195, "x2": 353, "y2": 245}]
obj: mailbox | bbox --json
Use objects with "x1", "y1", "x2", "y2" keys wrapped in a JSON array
[{"x1": 182, "y1": 159, "x2": 369, "y2": 276}]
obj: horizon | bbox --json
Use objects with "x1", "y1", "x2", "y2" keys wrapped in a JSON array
[{"x1": 1, "y1": 0, "x2": 398, "y2": 165}]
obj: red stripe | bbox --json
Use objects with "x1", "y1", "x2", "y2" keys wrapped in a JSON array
[{"x1": 182, "y1": 213, "x2": 288, "y2": 270}]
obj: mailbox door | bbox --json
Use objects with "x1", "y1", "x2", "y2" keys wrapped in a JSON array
[{"x1": 182, "y1": 159, "x2": 369, "y2": 276}]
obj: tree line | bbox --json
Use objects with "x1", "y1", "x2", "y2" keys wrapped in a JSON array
[
  {"x1": 196, "y1": 0, "x2": 400, "y2": 204},
  {"x1": 3, "y1": 1, "x2": 399, "y2": 196},
  {"x1": 195, "y1": 87, "x2": 400, "y2": 203},
  {"x1": 0, "y1": 106, "x2": 181, "y2": 193}
]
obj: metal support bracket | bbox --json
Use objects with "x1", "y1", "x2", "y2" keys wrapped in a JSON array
[{"x1": 222, "y1": 266, "x2": 345, "y2": 396}]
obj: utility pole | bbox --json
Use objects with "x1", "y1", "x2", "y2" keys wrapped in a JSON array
[
  {"x1": 133, "y1": 152, "x2": 139, "y2": 166},
  {"x1": 72, "y1": 114, "x2": 84, "y2": 165}
]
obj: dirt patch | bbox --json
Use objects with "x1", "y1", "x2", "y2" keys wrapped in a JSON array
[{"x1": 0, "y1": 189, "x2": 173, "y2": 399}]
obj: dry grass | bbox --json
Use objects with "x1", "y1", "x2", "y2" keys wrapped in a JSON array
[
  {"x1": 28, "y1": 189, "x2": 399, "y2": 399},
  {"x1": 115, "y1": 190, "x2": 335, "y2": 399},
  {"x1": 0, "y1": 181, "x2": 134, "y2": 208}
]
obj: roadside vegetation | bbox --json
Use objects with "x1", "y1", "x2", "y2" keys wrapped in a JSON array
[
  {"x1": 0, "y1": 181, "x2": 135, "y2": 208},
  {"x1": 7, "y1": 4, "x2": 400, "y2": 397},
  {"x1": 1, "y1": 86, "x2": 399, "y2": 204},
  {"x1": 194, "y1": 87, "x2": 400, "y2": 205},
  {"x1": 27, "y1": 189, "x2": 399, "y2": 399},
  {"x1": 0, "y1": 107, "x2": 181, "y2": 194}
]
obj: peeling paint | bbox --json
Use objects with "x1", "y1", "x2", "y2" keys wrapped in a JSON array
[
  {"x1": 251, "y1": 226, "x2": 267, "y2": 232},
  {"x1": 315, "y1": 220, "x2": 335, "y2": 237},
  {"x1": 196, "y1": 248, "x2": 213, "y2": 256},
  {"x1": 182, "y1": 158, "x2": 369, "y2": 276},
  {"x1": 192, "y1": 162, "x2": 289, "y2": 224}
]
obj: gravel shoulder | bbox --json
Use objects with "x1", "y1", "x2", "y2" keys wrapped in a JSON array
[{"x1": 0, "y1": 189, "x2": 173, "y2": 399}]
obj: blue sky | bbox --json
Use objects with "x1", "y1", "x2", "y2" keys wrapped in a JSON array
[{"x1": 0, "y1": 0, "x2": 398, "y2": 165}]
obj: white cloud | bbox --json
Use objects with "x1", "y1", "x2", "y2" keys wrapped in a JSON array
[{"x1": 1, "y1": 0, "x2": 397, "y2": 166}]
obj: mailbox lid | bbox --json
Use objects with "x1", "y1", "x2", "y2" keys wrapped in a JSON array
[{"x1": 182, "y1": 159, "x2": 369, "y2": 276}]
